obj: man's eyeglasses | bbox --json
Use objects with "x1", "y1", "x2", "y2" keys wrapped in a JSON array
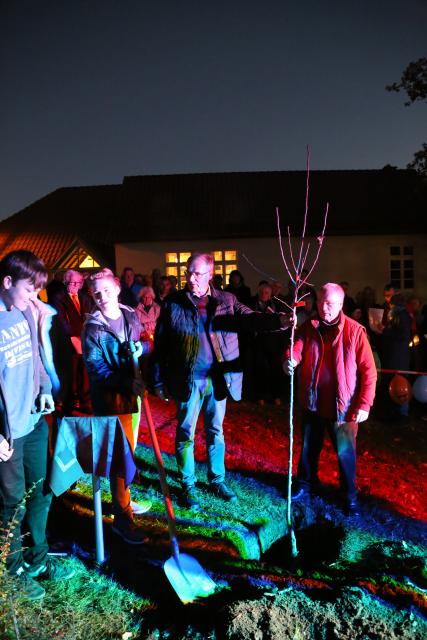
[{"x1": 185, "y1": 270, "x2": 210, "y2": 278}]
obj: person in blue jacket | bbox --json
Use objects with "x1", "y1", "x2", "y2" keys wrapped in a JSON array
[{"x1": 82, "y1": 268, "x2": 152, "y2": 545}]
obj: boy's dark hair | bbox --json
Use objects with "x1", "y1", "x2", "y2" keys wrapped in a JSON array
[{"x1": 0, "y1": 250, "x2": 48, "y2": 289}]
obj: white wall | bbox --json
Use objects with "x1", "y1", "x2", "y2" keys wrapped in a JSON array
[{"x1": 115, "y1": 234, "x2": 427, "y2": 302}]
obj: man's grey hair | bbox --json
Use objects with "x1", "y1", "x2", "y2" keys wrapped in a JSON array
[
  {"x1": 318, "y1": 282, "x2": 345, "y2": 301},
  {"x1": 63, "y1": 269, "x2": 83, "y2": 284},
  {"x1": 187, "y1": 253, "x2": 214, "y2": 270}
]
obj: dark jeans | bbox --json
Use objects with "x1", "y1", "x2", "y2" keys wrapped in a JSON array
[
  {"x1": 71, "y1": 352, "x2": 91, "y2": 405},
  {"x1": 0, "y1": 416, "x2": 52, "y2": 574},
  {"x1": 297, "y1": 411, "x2": 358, "y2": 500},
  {"x1": 253, "y1": 346, "x2": 284, "y2": 401}
]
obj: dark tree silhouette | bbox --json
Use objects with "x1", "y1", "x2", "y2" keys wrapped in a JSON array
[
  {"x1": 407, "y1": 142, "x2": 427, "y2": 175},
  {"x1": 386, "y1": 57, "x2": 427, "y2": 105},
  {"x1": 386, "y1": 57, "x2": 427, "y2": 175}
]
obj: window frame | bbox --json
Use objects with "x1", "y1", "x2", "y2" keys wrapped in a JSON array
[
  {"x1": 389, "y1": 245, "x2": 414, "y2": 290},
  {"x1": 165, "y1": 249, "x2": 238, "y2": 289}
]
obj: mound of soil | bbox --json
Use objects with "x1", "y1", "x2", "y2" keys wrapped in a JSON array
[{"x1": 219, "y1": 586, "x2": 424, "y2": 640}]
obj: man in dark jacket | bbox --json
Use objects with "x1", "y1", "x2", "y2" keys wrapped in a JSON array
[
  {"x1": 381, "y1": 293, "x2": 412, "y2": 420},
  {"x1": 249, "y1": 281, "x2": 287, "y2": 405},
  {"x1": 0, "y1": 251, "x2": 74, "y2": 601},
  {"x1": 50, "y1": 269, "x2": 93, "y2": 412},
  {"x1": 284, "y1": 282, "x2": 377, "y2": 515},
  {"x1": 153, "y1": 253, "x2": 293, "y2": 509}
]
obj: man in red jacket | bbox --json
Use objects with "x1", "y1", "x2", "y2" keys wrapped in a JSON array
[{"x1": 284, "y1": 282, "x2": 377, "y2": 515}]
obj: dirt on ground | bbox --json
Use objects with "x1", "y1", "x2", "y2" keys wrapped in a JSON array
[{"x1": 220, "y1": 586, "x2": 423, "y2": 640}]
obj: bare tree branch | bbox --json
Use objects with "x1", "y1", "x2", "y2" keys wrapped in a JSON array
[{"x1": 275, "y1": 151, "x2": 329, "y2": 558}]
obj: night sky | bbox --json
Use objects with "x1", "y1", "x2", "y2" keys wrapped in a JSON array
[{"x1": 1, "y1": 1, "x2": 426, "y2": 221}]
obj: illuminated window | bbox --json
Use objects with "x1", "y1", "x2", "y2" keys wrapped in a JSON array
[
  {"x1": 219, "y1": 249, "x2": 238, "y2": 287},
  {"x1": 213, "y1": 250, "x2": 238, "y2": 286},
  {"x1": 79, "y1": 255, "x2": 100, "y2": 268},
  {"x1": 165, "y1": 252, "x2": 189, "y2": 288},
  {"x1": 225, "y1": 263, "x2": 237, "y2": 277},
  {"x1": 390, "y1": 246, "x2": 414, "y2": 289},
  {"x1": 224, "y1": 250, "x2": 236, "y2": 261},
  {"x1": 165, "y1": 249, "x2": 238, "y2": 289}
]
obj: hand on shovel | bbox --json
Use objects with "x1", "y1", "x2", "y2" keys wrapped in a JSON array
[{"x1": 154, "y1": 384, "x2": 169, "y2": 402}]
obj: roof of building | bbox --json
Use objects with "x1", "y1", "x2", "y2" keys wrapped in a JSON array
[
  {"x1": 0, "y1": 185, "x2": 121, "y2": 267},
  {"x1": 0, "y1": 168, "x2": 425, "y2": 267},
  {"x1": 0, "y1": 230, "x2": 75, "y2": 267},
  {"x1": 122, "y1": 168, "x2": 426, "y2": 239}
]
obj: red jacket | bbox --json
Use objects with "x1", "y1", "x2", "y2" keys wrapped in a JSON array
[{"x1": 288, "y1": 312, "x2": 377, "y2": 422}]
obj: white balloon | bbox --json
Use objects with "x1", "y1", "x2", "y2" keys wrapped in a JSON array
[{"x1": 413, "y1": 375, "x2": 427, "y2": 403}]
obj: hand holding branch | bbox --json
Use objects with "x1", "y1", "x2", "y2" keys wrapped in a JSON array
[
  {"x1": 283, "y1": 358, "x2": 298, "y2": 376},
  {"x1": 355, "y1": 409, "x2": 369, "y2": 423}
]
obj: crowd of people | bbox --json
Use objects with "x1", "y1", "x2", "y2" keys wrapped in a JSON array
[
  {"x1": 1, "y1": 248, "x2": 426, "y2": 602},
  {"x1": 43, "y1": 264, "x2": 427, "y2": 417}
]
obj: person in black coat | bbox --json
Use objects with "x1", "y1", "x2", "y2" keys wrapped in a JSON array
[
  {"x1": 50, "y1": 269, "x2": 93, "y2": 413},
  {"x1": 248, "y1": 281, "x2": 288, "y2": 405},
  {"x1": 381, "y1": 293, "x2": 412, "y2": 419},
  {"x1": 225, "y1": 270, "x2": 252, "y2": 306}
]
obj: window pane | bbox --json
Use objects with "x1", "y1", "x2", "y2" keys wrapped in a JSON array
[
  {"x1": 166, "y1": 252, "x2": 178, "y2": 263},
  {"x1": 390, "y1": 270, "x2": 401, "y2": 280},
  {"x1": 166, "y1": 266, "x2": 178, "y2": 277},
  {"x1": 214, "y1": 264, "x2": 223, "y2": 275},
  {"x1": 180, "y1": 265, "x2": 187, "y2": 277},
  {"x1": 390, "y1": 246, "x2": 401, "y2": 255},
  {"x1": 390, "y1": 260, "x2": 400, "y2": 269},
  {"x1": 212, "y1": 251, "x2": 223, "y2": 261},
  {"x1": 224, "y1": 250, "x2": 237, "y2": 261},
  {"x1": 404, "y1": 260, "x2": 413, "y2": 268},
  {"x1": 391, "y1": 279, "x2": 400, "y2": 288},
  {"x1": 404, "y1": 270, "x2": 413, "y2": 278},
  {"x1": 404, "y1": 280, "x2": 414, "y2": 289},
  {"x1": 179, "y1": 252, "x2": 191, "y2": 263},
  {"x1": 225, "y1": 263, "x2": 237, "y2": 276},
  {"x1": 403, "y1": 246, "x2": 413, "y2": 255}
]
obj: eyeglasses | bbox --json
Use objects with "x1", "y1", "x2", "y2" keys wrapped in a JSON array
[{"x1": 185, "y1": 270, "x2": 210, "y2": 279}]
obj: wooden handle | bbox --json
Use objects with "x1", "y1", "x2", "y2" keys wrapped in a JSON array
[{"x1": 141, "y1": 395, "x2": 179, "y2": 545}]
